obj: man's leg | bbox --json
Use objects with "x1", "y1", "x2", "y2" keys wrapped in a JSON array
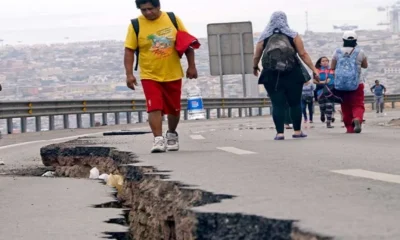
[
  {"x1": 167, "y1": 114, "x2": 180, "y2": 133},
  {"x1": 141, "y1": 80, "x2": 167, "y2": 153},
  {"x1": 351, "y1": 84, "x2": 365, "y2": 133},
  {"x1": 375, "y1": 96, "x2": 380, "y2": 114},
  {"x1": 148, "y1": 111, "x2": 163, "y2": 136},
  {"x1": 341, "y1": 102, "x2": 353, "y2": 133},
  {"x1": 379, "y1": 96, "x2": 384, "y2": 113},
  {"x1": 162, "y1": 80, "x2": 182, "y2": 151}
]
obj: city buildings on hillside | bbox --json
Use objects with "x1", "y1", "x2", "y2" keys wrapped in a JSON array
[{"x1": 0, "y1": 30, "x2": 400, "y2": 101}]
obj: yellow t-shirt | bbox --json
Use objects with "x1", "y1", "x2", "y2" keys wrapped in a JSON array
[{"x1": 124, "y1": 12, "x2": 187, "y2": 82}]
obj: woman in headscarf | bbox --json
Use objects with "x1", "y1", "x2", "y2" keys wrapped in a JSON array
[{"x1": 253, "y1": 11, "x2": 320, "y2": 140}]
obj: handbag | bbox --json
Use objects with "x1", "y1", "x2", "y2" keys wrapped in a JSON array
[{"x1": 295, "y1": 55, "x2": 311, "y2": 82}]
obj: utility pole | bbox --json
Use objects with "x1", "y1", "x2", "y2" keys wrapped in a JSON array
[{"x1": 305, "y1": 11, "x2": 309, "y2": 33}]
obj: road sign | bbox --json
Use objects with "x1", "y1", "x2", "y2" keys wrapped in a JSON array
[{"x1": 207, "y1": 21, "x2": 254, "y2": 98}]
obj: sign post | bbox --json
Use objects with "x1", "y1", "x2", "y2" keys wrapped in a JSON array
[{"x1": 207, "y1": 22, "x2": 254, "y2": 98}]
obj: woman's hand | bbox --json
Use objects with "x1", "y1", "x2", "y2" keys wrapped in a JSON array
[
  {"x1": 253, "y1": 66, "x2": 260, "y2": 77},
  {"x1": 313, "y1": 68, "x2": 320, "y2": 82}
]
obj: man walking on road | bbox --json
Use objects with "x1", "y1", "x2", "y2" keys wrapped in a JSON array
[
  {"x1": 370, "y1": 80, "x2": 386, "y2": 115},
  {"x1": 124, "y1": 0, "x2": 198, "y2": 153}
]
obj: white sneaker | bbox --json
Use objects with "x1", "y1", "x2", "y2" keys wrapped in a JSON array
[
  {"x1": 166, "y1": 131, "x2": 179, "y2": 151},
  {"x1": 151, "y1": 136, "x2": 166, "y2": 153}
]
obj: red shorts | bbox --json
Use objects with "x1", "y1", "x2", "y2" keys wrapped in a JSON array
[{"x1": 141, "y1": 79, "x2": 182, "y2": 115}]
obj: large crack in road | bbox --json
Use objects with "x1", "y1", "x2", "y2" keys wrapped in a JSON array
[{"x1": 36, "y1": 135, "x2": 332, "y2": 240}]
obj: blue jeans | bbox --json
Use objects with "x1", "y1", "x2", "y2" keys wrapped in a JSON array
[{"x1": 301, "y1": 99, "x2": 314, "y2": 121}]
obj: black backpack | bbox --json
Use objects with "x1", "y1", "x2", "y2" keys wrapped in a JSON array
[
  {"x1": 261, "y1": 29, "x2": 296, "y2": 72},
  {"x1": 131, "y1": 12, "x2": 178, "y2": 71}
]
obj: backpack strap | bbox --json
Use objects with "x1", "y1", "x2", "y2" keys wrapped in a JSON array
[
  {"x1": 130, "y1": 18, "x2": 140, "y2": 71},
  {"x1": 166, "y1": 12, "x2": 179, "y2": 30},
  {"x1": 350, "y1": 47, "x2": 360, "y2": 59}
]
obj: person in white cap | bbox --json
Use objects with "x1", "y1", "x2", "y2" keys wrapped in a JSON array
[{"x1": 331, "y1": 30, "x2": 368, "y2": 133}]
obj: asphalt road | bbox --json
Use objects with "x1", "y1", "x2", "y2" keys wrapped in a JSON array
[{"x1": 1, "y1": 111, "x2": 399, "y2": 239}]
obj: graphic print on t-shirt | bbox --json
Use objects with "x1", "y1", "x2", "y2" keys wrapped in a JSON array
[{"x1": 147, "y1": 26, "x2": 174, "y2": 58}]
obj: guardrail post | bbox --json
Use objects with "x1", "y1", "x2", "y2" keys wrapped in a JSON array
[
  {"x1": 248, "y1": 108, "x2": 253, "y2": 117},
  {"x1": 126, "y1": 112, "x2": 132, "y2": 124},
  {"x1": 49, "y1": 116, "x2": 55, "y2": 130},
  {"x1": 102, "y1": 113, "x2": 108, "y2": 125},
  {"x1": 392, "y1": 102, "x2": 395, "y2": 109},
  {"x1": 371, "y1": 103, "x2": 375, "y2": 110},
  {"x1": 35, "y1": 116, "x2": 41, "y2": 132},
  {"x1": 228, "y1": 108, "x2": 232, "y2": 118},
  {"x1": 183, "y1": 110, "x2": 188, "y2": 120},
  {"x1": 138, "y1": 111, "x2": 143, "y2": 123},
  {"x1": 63, "y1": 114, "x2": 69, "y2": 129},
  {"x1": 7, "y1": 118, "x2": 13, "y2": 134},
  {"x1": 217, "y1": 108, "x2": 221, "y2": 118},
  {"x1": 258, "y1": 107, "x2": 263, "y2": 116},
  {"x1": 115, "y1": 112, "x2": 120, "y2": 125},
  {"x1": 21, "y1": 117, "x2": 27, "y2": 133},
  {"x1": 239, "y1": 108, "x2": 243, "y2": 117},
  {"x1": 206, "y1": 109, "x2": 211, "y2": 119},
  {"x1": 76, "y1": 114, "x2": 83, "y2": 129},
  {"x1": 89, "y1": 113, "x2": 95, "y2": 127}
]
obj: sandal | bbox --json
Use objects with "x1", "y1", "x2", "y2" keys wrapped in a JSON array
[
  {"x1": 274, "y1": 135, "x2": 285, "y2": 140},
  {"x1": 292, "y1": 132, "x2": 307, "y2": 138}
]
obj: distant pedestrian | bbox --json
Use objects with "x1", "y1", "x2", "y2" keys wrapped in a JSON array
[
  {"x1": 253, "y1": 11, "x2": 320, "y2": 140},
  {"x1": 124, "y1": 0, "x2": 198, "y2": 152},
  {"x1": 314, "y1": 57, "x2": 335, "y2": 128},
  {"x1": 331, "y1": 31, "x2": 368, "y2": 133},
  {"x1": 370, "y1": 80, "x2": 386, "y2": 115},
  {"x1": 301, "y1": 80, "x2": 314, "y2": 123}
]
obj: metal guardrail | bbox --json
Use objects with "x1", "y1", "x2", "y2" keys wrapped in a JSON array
[{"x1": 0, "y1": 95, "x2": 398, "y2": 134}]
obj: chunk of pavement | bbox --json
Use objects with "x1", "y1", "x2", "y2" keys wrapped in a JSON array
[{"x1": 42, "y1": 171, "x2": 55, "y2": 177}]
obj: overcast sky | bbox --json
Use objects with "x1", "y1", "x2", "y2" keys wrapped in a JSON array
[{"x1": 0, "y1": 0, "x2": 395, "y2": 43}]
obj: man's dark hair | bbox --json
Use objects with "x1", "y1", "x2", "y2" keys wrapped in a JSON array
[
  {"x1": 135, "y1": 0, "x2": 160, "y2": 8},
  {"x1": 343, "y1": 37, "x2": 357, "y2": 48}
]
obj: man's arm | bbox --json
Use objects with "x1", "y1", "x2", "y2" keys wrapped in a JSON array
[
  {"x1": 370, "y1": 85, "x2": 375, "y2": 93},
  {"x1": 124, "y1": 48, "x2": 135, "y2": 76},
  {"x1": 185, "y1": 47, "x2": 195, "y2": 68}
]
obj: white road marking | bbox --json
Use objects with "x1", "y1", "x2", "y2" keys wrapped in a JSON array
[
  {"x1": 190, "y1": 135, "x2": 205, "y2": 140},
  {"x1": 331, "y1": 169, "x2": 400, "y2": 184},
  {"x1": 192, "y1": 130, "x2": 206, "y2": 134},
  {"x1": 217, "y1": 147, "x2": 256, "y2": 155},
  {"x1": 0, "y1": 127, "x2": 148, "y2": 150},
  {"x1": 0, "y1": 132, "x2": 102, "y2": 150}
]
